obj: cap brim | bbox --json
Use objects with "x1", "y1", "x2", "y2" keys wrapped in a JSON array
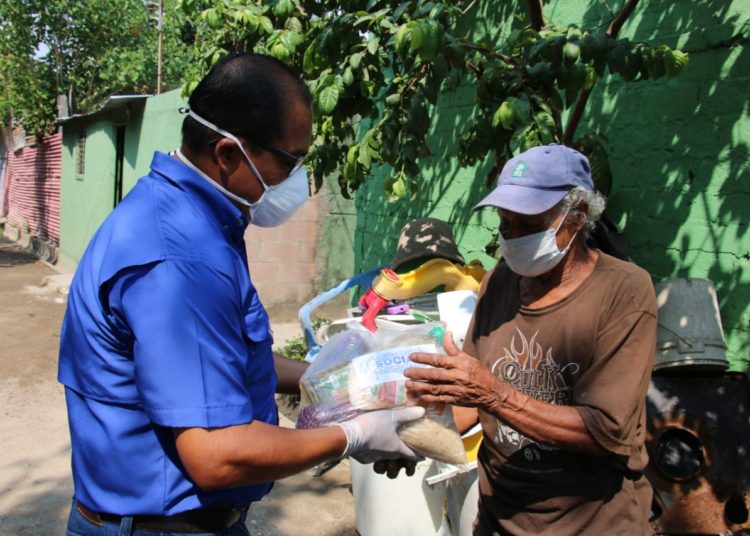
[
  {"x1": 391, "y1": 252, "x2": 465, "y2": 271},
  {"x1": 473, "y1": 184, "x2": 568, "y2": 215}
]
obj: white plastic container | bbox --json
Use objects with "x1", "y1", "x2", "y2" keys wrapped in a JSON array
[
  {"x1": 437, "y1": 290, "x2": 477, "y2": 349},
  {"x1": 351, "y1": 458, "x2": 446, "y2": 535}
]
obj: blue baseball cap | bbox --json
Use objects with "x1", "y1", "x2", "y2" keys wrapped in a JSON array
[{"x1": 474, "y1": 144, "x2": 594, "y2": 215}]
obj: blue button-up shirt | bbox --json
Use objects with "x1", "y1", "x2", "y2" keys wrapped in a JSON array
[{"x1": 58, "y1": 151, "x2": 278, "y2": 515}]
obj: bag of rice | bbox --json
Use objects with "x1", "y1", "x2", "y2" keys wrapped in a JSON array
[{"x1": 397, "y1": 405, "x2": 467, "y2": 465}]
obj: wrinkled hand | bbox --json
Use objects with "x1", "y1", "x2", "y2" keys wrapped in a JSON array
[
  {"x1": 373, "y1": 459, "x2": 417, "y2": 479},
  {"x1": 335, "y1": 406, "x2": 425, "y2": 464},
  {"x1": 405, "y1": 331, "x2": 508, "y2": 409}
]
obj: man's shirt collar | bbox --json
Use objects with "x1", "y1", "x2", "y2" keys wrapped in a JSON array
[{"x1": 149, "y1": 151, "x2": 249, "y2": 233}]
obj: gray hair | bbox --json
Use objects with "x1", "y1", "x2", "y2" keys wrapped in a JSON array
[{"x1": 560, "y1": 187, "x2": 606, "y2": 236}]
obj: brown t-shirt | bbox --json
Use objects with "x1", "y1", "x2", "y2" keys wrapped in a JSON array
[{"x1": 463, "y1": 252, "x2": 657, "y2": 536}]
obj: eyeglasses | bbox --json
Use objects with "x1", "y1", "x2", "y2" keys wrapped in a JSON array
[{"x1": 244, "y1": 136, "x2": 306, "y2": 175}]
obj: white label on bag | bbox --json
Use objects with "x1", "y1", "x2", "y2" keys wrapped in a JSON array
[{"x1": 349, "y1": 344, "x2": 437, "y2": 390}]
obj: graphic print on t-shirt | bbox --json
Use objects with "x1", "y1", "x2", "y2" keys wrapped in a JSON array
[{"x1": 489, "y1": 327, "x2": 580, "y2": 460}]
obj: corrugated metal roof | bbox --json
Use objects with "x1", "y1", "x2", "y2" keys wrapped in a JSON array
[{"x1": 56, "y1": 95, "x2": 151, "y2": 125}]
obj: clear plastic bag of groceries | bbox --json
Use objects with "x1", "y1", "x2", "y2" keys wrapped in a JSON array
[{"x1": 296, "y1": 322, "x2": 467, "y2": 465}]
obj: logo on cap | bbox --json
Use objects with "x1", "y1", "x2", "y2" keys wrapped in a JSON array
[{"x1": 512, "y1": 162, "x2": 527, "y2": 178}]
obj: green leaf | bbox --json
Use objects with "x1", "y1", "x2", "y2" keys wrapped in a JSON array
[
  {"x1": 342, "y1": 67, "x2": 354, "y2": 86},
  {"x1": 420, "y1": 22, "x2": 441, "y2": 60},
  {"x1": 271, "y1": 42, "x2": 288, "y2": 59},
  {"x1": 343, "y1": 161, "x2": 356, "y2": 181},
  {"x1": 393, "y1": 2, "x2": 410, "y2": 20},
  {"x1": 346, "y1": 144, "x2": 359, "y2": 166},
  {"x1": 303, "y1": 40, "x2": 322, "y2": 74},
  {"x1": 358, "y1": 144, "x2": 372, "y2": 169},
  {"x1": 204, "y1": 8, "x2": 220, "y2": 29},
  {"x1": 272, "y1": 0, "x2": 293, "y2": 16},
  {"x1": 409, "y1": 22, "x2": 424, "y2": 50},
  {"x1": 395, "y1": 24, "x2": 409, "y2": 55},
  {"x1": 318, "y1": 85, "x2": 340, "y2": 113},
  {"x1": 259, "y1": 16, "x2": 274, "y2": 34},
  {"x1": 392, "y1": 175, "x2": 408, "y2": 199},
  {"x1": 211, "y1": 48, "x2": 224, "y2": 66},
  {"x1": 367, "y1": 37, "x2": 379, "y2": 55},
  {"x1": 349, "y1": 52, "x2": 364, "y2": 69},
  {"x1": 515, "y1": 96, "x2": 531, "y2": 122}
]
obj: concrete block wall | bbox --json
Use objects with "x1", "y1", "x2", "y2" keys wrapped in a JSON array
[{"x1": 245, "y1": 195, "x2": 322, "y2": 319}]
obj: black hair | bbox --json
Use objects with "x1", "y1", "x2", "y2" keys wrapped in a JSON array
[{"x1": 181, "y1": 53, "x2": 312, "y2": 153}]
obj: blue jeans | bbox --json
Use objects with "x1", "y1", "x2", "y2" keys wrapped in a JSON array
[{"x1": 66, "y1": 500, "x2": 251, "y2": 536}]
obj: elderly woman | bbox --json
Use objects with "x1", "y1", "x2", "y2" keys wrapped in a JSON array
[{"x1": 405, "y1": 144, "x2": 657, "y2": 535}]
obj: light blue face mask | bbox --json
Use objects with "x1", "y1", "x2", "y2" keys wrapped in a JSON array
[
  {"x1": 181, "y1": 108, "x2": 309, "y2": 228},
  {"x1": 498, "y1": 208, "x2": 578, "y2": 277}
]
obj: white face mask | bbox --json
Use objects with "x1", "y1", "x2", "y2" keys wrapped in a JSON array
[
  {"x1": 183, "y1": 109, "x2": 309, "y2": 227},
  {"x1": 498, "y1": 208, "x2": 577, "y2": 277}
]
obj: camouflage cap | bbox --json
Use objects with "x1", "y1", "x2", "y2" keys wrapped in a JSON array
[{"x1": 391, "y1": 217, "x2": 465, "y2": 271}]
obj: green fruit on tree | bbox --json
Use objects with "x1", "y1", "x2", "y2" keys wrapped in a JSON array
[
  {"x1": 492, "y1": 100, "x2": 516, "y2": 130},
  {"x1": 621, "y1": 51, "x2": 641, "y2": 82},
  {"x1": 665, "y1": 50, "x2": 689, "y2": 76},
  {"x1": 385, "y1": 93, "x2": 401, "y2": 106},
  {"x1": 606, "y1": 41, "x2": 628, "y2": 73},
  {"x1": 590, "y1": 34, "x2": 609, "y2": 59},
  {"x1": 580, "y1": 34, "x2": 594, "y2": 62},
  {"x1": 566, "y1": 26, "x2": 583, "y2": 41},
  {"x1": 563, "y1": 42, "x2": 581, "y2": 65}
]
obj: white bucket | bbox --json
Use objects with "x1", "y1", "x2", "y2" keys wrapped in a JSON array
[
  {"x1": 350, "y1": 458, "x2": 446, "y2": 535},
  {"x1": 654, "y1": 278, "x2": 728, "y2": 371},
  {"x1": 350, "y1": 428, "x2": 481, "y2": 536}
]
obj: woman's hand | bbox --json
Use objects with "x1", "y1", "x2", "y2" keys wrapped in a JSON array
[{"x1": 405, "y1": 331, "x2": 509, "y2": 411}]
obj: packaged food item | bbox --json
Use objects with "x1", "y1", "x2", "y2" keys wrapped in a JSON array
[
  {"x1": 397, "y1": 405, "x2": 467, "y2": 465},
  {"x1": 300, "y1": 329, "x2": 374, "y2": 406},
  {"x1": 348, "y1": 344, "x2": 436, "y2": 409},
  {"x1": 296, "y1": 401, "x2": 362, "y2": 429},
  {"x1": 297, "y1": 322, "x2": 467, "y2": 465}
]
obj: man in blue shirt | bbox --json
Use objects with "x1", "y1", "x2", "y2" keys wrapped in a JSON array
[{"x1": 58, "y1": 53, "x2": 423, "y2": 536}]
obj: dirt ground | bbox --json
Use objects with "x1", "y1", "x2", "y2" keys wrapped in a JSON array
[{"x1": 0, "y1": 236, "x2": 356, "y2": 536}]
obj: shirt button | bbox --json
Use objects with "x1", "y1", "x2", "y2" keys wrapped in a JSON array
[
  {"x1": 237, "y1": 219, "x2": 243, "y2": 226},
  {"x1": 223, "y1": 225, "x2": 229, "y2": 231}
]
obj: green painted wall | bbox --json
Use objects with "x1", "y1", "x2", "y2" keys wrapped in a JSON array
[
  {"x1": 317, "y1": 175, "x2": 358, "y2": 290},
  {"x1": 123, "y1": 89, "x2": 187, "y2": 193},
  {"x1": 59, "y1": 118, "x2": 118, "y2": 268},
  {"x1": 59, "y1": 91, "x2": 187, "y2": 267},
  {"x1": 348, "y1": 0, "x2": 750, "y2": 369}
]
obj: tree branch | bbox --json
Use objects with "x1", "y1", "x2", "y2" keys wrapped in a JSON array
[
  {"x1": 562, "y1": 0, "x2": 640, "y2": 145},
  {"x1": 461, "y1": 42, "x2": 519, "y2": 67},
  {"x1": 461, "y1": 0, "x2": 479, "y2": 16},
  {"x1": 527, "y1": 0, "x2": 544, "y2": 31},
  {"x1": 607, "y1": 0, "x2": 639, "y2": 38},
  {"x1": 562, "y1": 88, "x2": 591, "y2": 145}
]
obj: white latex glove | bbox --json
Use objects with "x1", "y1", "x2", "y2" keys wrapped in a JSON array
[{"x1": 334, "y1": 406, "x2": 426, "y2": 464}]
